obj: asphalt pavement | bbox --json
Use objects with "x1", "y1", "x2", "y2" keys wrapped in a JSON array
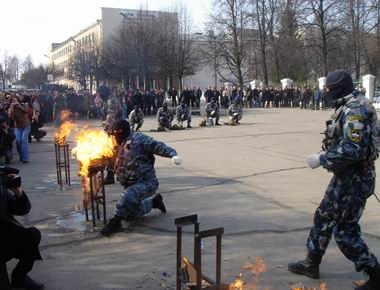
[{"x1": 9, "y1": 107, "x2": 380, "y2": 290}]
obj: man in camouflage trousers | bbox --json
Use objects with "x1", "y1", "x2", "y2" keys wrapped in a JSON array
[
  {"x1": 176, "y1": 101, "x2": 192, "y2": 128},
  {"x1": 288, "y1": 70, "x2": 380, "y2": 290},
  {"x1": 129, "y1": 105, "x2": 144, "y2": 132},
  {"x1": 157, "y1": 102, "x2": 173, "y2": 131},
  {"x1": 101, "y1": 120, "x2": 182, "y2": 236},
  {"x1": 205, "y1": 97, "x2": 221, "y2": 126},
  {"x1": 102, "y1": 90, "x2": 123, "y2": 185},
  {"x1": 227, "y1": 97, "x2": 243, "y2": 125}
]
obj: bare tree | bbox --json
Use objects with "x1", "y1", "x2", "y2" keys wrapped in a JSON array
[
  {"x1": 275, "y1": 0, "x2": 309, "y2": 81},
  {"x1": 204, "y1": 0, "x2": 251, "y2": 88},
  {"x1": 300, "y1": 0, "x2": 344, "y2": 76},
  {"x1": 0, "y1": 51, "x2": 10, "y2": 90},
  {"x1": 250, "y1": 0, "x2": 283, "y2": 84},
  {"x1": 68, "y1": 40, "x2": 103, "y2": 91},
  {"x1": 21, "y1": 65, "x2": 47, "y2": 89},
  {"x1": 169, "y1": 4, "x2": 200, "y2": 90},
  {"x1": 22, "y1": 54, "x2": 34, "y2": 73}
]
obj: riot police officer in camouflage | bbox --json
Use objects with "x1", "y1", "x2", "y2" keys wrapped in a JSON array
[
  {"x1": 102, "y1": 90, "x2": 123, "y2": 185},
  {"x1": 227, "y1": 97, "x2": 243, "y2": 125},
  {"x1": 157, "y1": 102, "x2": 174, "y2": 131},
  {"x1": 129, "y1": 105, "x2": 144, "y2": 132},
  {"x1": 101, "y1": 120, "x2": 182, "y2": 236},
  {"x1": 288, "y1": 70, "x2": 380, "y2": 290},
  {"x1": 176, "y1": 101, "x2": 192, "y2": 128},
  {"x1": 205, "y1": 97, "x2": 221, "y2": 126}
]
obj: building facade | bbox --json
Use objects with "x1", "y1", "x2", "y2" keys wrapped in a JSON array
[{"x1": 49, "y1": 7, "x2": 221, "y2": 92}]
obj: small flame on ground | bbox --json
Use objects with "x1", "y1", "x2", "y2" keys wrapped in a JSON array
[
  {"x1": 291, "y1": 282, "x2": 328, "y2": 290},
  {"x1": 229, "y1": 274, "x2": 244, "y2": 290},
  {"x1": 230, "y1": 257, "x2": 266, "y2": 290}
]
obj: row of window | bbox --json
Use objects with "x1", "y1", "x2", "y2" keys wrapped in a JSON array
[{"x1": 52, "y1": 32, "x2": 97, "y2": 61}]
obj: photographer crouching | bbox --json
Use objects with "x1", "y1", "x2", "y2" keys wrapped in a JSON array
[{"x1": 0, "y1": 166, "x2": 44, "y2": 290}]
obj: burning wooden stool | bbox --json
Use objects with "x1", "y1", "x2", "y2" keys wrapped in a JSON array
[
  {"x1": 54, "y1": 140, "x2": 71, "y2": 190},
  {"x1": 81, "y1": 159, "x2": 107, "y2": 227},
  {"x1": 175, "y1": 215, "x2": 229, "y2": 290}
]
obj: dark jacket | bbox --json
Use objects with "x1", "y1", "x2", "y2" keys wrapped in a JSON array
[
  {"x1": 0, "y1": 189, "x2": 31, "y2": 251},
  {"x1": 0, "y1": 128, "x2": 15, "y2": 152}
]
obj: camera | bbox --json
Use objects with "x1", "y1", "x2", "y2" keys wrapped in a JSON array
[{"x1": 0, "y1": 166, "x2": 22, "y2": 189}]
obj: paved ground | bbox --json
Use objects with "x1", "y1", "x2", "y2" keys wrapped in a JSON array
[{"x1": 8, "y1": 107, "x2": 380, "y2": 290}]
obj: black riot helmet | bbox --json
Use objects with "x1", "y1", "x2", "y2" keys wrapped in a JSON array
[
  {"x1": 325, "y1": 70, "x2": 355, "y2": 106},
  {"x1": 113, "y1": 119, "x2": 131, "y2": 145}
]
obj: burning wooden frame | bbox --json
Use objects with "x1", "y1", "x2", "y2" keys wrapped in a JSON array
[
  {"x1": 54, "y1": 141, "x2": 71, "y2": 190},
  {"x1": 80, "y1": 158, "x2": 107, "y2": 227},
  {"x1": 175, "y1": 214, "x2": 229, "y2": 290}
]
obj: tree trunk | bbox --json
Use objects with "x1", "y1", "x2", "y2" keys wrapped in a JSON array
[{"x1": 179, "y1": 76, "x2": 183, "y2": 91}]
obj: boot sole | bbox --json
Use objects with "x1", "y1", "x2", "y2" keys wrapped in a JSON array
[{"x1": 288, "y1": 265, "x2": 320, "y2": 279}]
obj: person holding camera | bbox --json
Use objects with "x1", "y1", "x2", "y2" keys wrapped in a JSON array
[
  {"x1": 0, "y1": 167, "x2": 44, "y2": 290},
  {"x1": 8, "y1": 97, "x2": 31, "y2": 163}
]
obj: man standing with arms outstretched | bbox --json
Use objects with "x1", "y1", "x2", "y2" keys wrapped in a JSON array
[{"x1": 288, "y1": 70, "x2": 380, "y2": 290}]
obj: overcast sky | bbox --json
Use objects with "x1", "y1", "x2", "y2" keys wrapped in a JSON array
[{"x1": 0, "y1": 0, "x2": 211, "y2": 66}]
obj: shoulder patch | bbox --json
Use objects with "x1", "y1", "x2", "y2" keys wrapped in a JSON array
[
  {"x1": 348, "y1": 129, "x2": 362, "y2": 143},
  {"x1": 349, "y1": 115, "x2": 364, "y2": 122}
]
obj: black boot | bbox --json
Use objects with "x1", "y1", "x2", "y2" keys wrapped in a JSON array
[
  {"x1": 288, "y1": 253, "x2": 322, "y2": 279},
  {"x1": 101, "y1": 217, "x2": 122, "y2": 236},
  {"x1": 103, "y1": 171, "x2": 115, "y2": 185},
  {"x1": 355, "y1": 264, "x2": 380, "y2": 290},
  {"x1": 11, "y1": 275, "x2": 44, "y2": 290},
  {"x1": 152, "y1": 194, "x2": 166, "y2": 213},
  {"x1": 187, "y1": 123, "x2": 192, "y2": 128}
]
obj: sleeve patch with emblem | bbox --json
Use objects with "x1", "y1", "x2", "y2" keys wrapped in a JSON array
[
  {"x1": 348, "y1": 129, "x2": 362, "y2": 142},
  {"x1": 349, "y1": 115, "x2": 364, "y2": 122}
]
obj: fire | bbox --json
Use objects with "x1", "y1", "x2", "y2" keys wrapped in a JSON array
[
  {"x1": 230, "y1": 257, "x2": 266, "y2": 290},
  {"x1": 291, "y1": 282, "x2": 328, "y2": 290},
  {"x1": 72, "y1": 129, "x2": 116, "y2": 178},
  {"x1": 55, "y1": 121, "x2": 75, "y2": 145},
  {"x1": 60, "y1": 110, "x2": 71, "y2": 121},
  {"x1": 229, "y1": 274, "x2": 244, "y2": 290},
  {"x1": 72, "y1": 129, "x2": 116, "y2": 209},
  {"x1": 55, "y1": 110, "x2": 75, "y2": 145}
]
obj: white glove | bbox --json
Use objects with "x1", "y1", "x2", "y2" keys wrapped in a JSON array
[
  {"x1": 172, "y1": 156, "x2": 182, "y2": 165},
  {"x1": 306, "y1": 153, "x2": 322, "y2": 169}
]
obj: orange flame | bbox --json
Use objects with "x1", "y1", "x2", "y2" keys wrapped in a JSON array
[
  {"x1": 72, "y1": 129, "x2": 116, "y2": 178},
  {"x1": 55, "y1": 121, "x2": 75, "y2": 145},
  {"x1": 60, "y1": 110, "x2": 71, "y2": 122},
  {"x1": 229, "y1": 274, "x2": 244, "y2": 290},
  {"x1": 290, "y1": 282, "x2": 327, "y2": 290}
]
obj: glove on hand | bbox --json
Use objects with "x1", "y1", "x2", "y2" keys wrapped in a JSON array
[
  {"x1": 172, "y1": 156, "x2": 182, "y2": 165},
  {"x1": 306, "y1": 153, "x2": 322, "y2": 169}
]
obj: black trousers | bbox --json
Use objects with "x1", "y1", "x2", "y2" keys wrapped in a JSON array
[{"x1": 0, "y1": 226, "x2": 42, "y2": 290}]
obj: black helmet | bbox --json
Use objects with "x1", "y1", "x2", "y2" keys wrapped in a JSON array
[
  {"x1": 326, "y1": 70, "x2": 354, "y2": 102},
  {"x1": 114, "y1": 119, "x2": 131, "y2": 145}
]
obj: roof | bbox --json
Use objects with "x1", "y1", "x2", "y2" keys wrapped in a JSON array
[{"x1": 51, "y1": 20, "x2": 102, "y2": 52}]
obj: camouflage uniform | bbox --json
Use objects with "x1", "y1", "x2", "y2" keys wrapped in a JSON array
[
  {"x1": 227, "y1": 103, "x2": 243, "y2": 124},
  {"x1": 176, "y1": 104, "x2": 191, "y2": 127},
  {"x1": 157, "y1": 107, "x2": 173, "y2": 130},
  {"x1": 307, "y1": 93, "x2": 379, "y2": 272},
  {"x1": 113, "y1": 133, "x2": 177, "y2": 219},
  {"x1": 205, "y1": 102, "x2": 220, "y2": 125},
  {"x1": 103, "y1": 96, "x2": 122, "y2": 131},
  {"x1": 129, "y1": 108, "x2": 144, "y2": 132}
]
